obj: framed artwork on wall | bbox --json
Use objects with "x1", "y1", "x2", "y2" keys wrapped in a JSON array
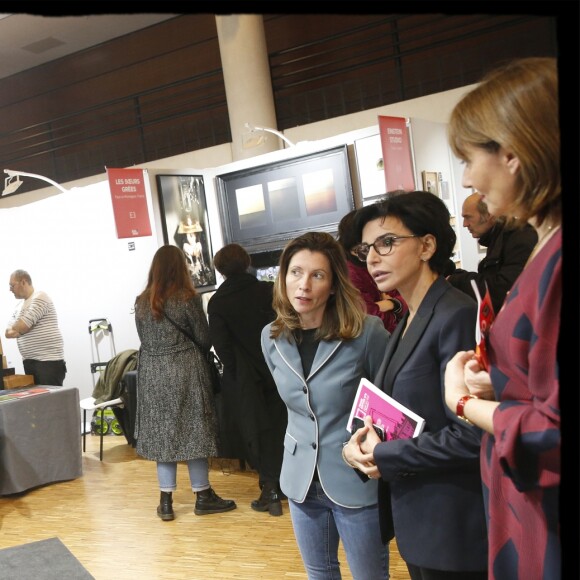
[
  {"x1": 354, "y1": 133, "x2": 386, "y2": 201},
  {"x1": 215, "y1": 145, "x2": 354, "y2": 256},
  {"x1": 156, "y1": 174, "x2": 217, "y2": 292},
  {"x1": 421, "y1": 170, "x2": 440, "y2": 195}
]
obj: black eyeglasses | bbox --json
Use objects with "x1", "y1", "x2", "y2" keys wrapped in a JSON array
[{"x1": 351, "y1": 234, "x2": 420, "y2": 262}]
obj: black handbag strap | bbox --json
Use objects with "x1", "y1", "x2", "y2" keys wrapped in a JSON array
[
  {"x1": 164, "y1": 311, "x2": 222, "y2": 396},
  {"x1": 164, "y1": 311, "x2": 206, "y2": 355}
]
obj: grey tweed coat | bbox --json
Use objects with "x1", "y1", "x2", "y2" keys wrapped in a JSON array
[{"x1": 134, "y1": 294, "x2": 219, "y2": 462}]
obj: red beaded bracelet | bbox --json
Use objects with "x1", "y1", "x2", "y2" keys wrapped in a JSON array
[{"x1": 456, "y1": 394, "x2": 478, "y2": 425}]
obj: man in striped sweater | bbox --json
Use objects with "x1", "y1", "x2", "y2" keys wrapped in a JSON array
[{"x1": 5, "y1": 269, "x2": 67, "y2": 386}]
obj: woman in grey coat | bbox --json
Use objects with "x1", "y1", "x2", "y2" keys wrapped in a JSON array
[{"x1": 134, "y1": 245, "x2": 236, "y2": 521}]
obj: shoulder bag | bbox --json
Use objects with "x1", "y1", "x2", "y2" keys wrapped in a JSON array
[{"x1": 164, "y1": 311, "x2": 222, "y2": 394}]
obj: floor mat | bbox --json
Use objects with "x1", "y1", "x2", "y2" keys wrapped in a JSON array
[{"x1": 0, "y1": 537, "x2": 94, "y2": 579}]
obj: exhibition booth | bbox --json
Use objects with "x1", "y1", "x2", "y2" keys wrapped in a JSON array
[{"x1": 0, "y1": 85, "x2": 479, "y2": 405}]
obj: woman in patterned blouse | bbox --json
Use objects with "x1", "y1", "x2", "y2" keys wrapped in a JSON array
[{"x1": 444, "y1": 57, "x2": 561, "y2": 580}]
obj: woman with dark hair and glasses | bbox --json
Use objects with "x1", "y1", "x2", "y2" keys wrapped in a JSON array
[
  {"x1": 343, "y1": 191, "x2": 488, "y2": 580},
  {"x1": 337, "y1": 208, "x2": 407, "y2": 333}
]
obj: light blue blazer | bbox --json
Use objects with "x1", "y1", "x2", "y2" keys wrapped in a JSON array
[{"x1": 261, "y1": 315, "x2": 389, "y2": 506}]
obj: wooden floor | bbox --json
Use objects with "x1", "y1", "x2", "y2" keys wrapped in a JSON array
[{"x1": 0, "y1": 435, "x2": 410, "y2": 579}]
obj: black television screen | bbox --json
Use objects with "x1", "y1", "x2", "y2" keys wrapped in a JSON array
[{"x1": 215, "y1": 145, "x2": 354, "y2": 255}]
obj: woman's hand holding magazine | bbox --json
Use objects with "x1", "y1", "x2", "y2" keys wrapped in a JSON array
[{"x1": 343, "y1": 416, "x2": 382, "y2": 481}]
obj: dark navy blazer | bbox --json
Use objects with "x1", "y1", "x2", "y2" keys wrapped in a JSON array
[{"x1": 374, "y1": 276, "x2": 488, "y2": 572}]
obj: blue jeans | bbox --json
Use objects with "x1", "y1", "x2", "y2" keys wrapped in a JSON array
[
  {"x1": 156, "y1": 459, "x2": 210, "y2": 492},
  {"x1": 288, "y1": 481, "x2": 389, "y2": 580}
]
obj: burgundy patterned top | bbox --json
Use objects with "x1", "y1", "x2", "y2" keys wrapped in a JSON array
[{"x1": 484, "y1": 229, "x2": 561, "y2": 579}]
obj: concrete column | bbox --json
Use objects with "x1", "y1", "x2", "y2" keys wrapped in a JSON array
[{"x1": 215, "y1": 14, "x2": 281, "y2": 161}]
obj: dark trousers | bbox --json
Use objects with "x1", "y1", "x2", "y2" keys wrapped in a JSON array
[
  {"x1": 23, "y1": 359, "x2": 67, "y2": 386},
  {"x1": 254, "y1": 386, "x2": 286, "y2": 486},
  {"x1": 256, "y1": 424, "x2": 285, "y2": 484},
  {"x1": 407, "y1": 563, "x2": 487, "y2": 580}
]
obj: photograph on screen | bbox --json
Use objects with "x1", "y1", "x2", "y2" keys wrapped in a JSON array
[
  {"x1": 302, "y1": 168, "x2": 337, "y2": 216},
  {"x1": 236, "y1": 183, "x2": 267, "y2": 229},
  {"x1": 267, "y1": 177, "x2": 300, "y2": 222}
]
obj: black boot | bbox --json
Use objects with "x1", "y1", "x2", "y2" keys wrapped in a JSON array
[
  {"x1": 277, "y1": 484, "x2": 287, "y2": 501},
  {"x1": 251, "y1": 482, "x2": 283, "y2": 516},
  {"x1": 157, "y1": 491, "x2": 174, "y2": 521},
  {"x1": 194, "y1": 487, "x2": 237, "y2": 515}
]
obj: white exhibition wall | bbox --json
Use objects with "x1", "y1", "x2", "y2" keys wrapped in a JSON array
[
  {"x1": 409, "y1": 117, "x2": 478, "y2": 270},
  {"x1": 0, "y1": 180, "x2": 159, "y2": 399}
]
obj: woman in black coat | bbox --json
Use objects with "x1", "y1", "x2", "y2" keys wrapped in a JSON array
[{"x1": 207, "y1": 244, "x2": 287, "y2": 516}]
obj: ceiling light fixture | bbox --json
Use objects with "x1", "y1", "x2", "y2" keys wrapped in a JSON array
[
  {"x1": 243, "y1": 123, "x2": 296, "y2": 149},
  {"x1": 2, "y1": 169, "x2": 70, "y2": 196},
  {"x1": 3, "y1": 173, "x2": 22, "y2": 195}
]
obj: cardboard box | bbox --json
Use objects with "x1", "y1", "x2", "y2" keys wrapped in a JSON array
[{"x1": 3, "y1": 374, "x2": 35, "y2": 389}]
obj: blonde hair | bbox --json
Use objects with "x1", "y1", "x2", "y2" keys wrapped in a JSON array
[
  {"x1": 448, "y1": 57, "x2": 560, "y2": 227},
  {"x1": 270, "y1": 231, "x2": 366, "y2": 341}
]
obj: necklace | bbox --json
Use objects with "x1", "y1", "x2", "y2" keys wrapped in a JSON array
[{"x1": 526, "y1": 223, "x2": 560, "y2": 266}]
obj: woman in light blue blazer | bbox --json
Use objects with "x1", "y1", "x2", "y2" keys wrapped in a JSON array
[{"x1": 261, "y1": 231, "x2": 391, "y2": 580}]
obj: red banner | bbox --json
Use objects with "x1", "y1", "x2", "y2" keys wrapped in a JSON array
[
  {"x1": 378, "y1": 116, "x2": 416, "y2": 192},
  {"x1": 107, "y1": 168, "x2": 152, "y2": 238}
]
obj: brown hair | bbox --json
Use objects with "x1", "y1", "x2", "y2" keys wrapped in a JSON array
[
  {"x1": 448, "y1": 57, "x2": 560, "y2": 227},
  {"x1": 337, "y1": 209, "x2": 361, "y2": 265},
  {"x1": 269, "y1": 231, "x2": 366, "y2": 341},
  {"x1": 213, "y1": 243, "x2": 251, "y2": 277},
  {"x1": 135, "y1": 245, "x2": 197, "y2": 320}
]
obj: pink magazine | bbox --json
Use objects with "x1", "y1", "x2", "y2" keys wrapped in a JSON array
[
  {"x1": 8, "y1": 387, "x2": 50, "y2": 398},
  {"x1": 346, "y1": 378, "x2": 425, "y2": 440},
  {"x1": 0, "y1": 386, "x2": 50, "y2": 403}
]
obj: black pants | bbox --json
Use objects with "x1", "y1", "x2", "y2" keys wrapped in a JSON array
[
  {"x1": 407, "y1": 563, "x2": 487, "y2": 580},
  {"x1": 23, "y1": 359, "x2": 67, "y2": 386},
  {"x1": 256, "y1": 425, "x2": 285, "y2": 484},
  {"x1": 254, "y1": 387, "x2": 286, "y2": 486}
]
